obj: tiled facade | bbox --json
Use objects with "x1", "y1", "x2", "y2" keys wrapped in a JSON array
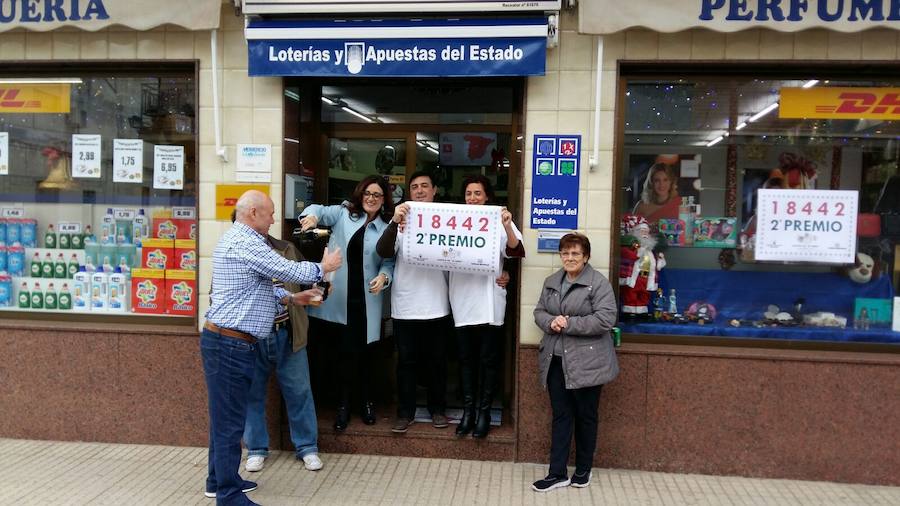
[{"x1": 2, "y1": 2, "x2": 900, "y2": 486}]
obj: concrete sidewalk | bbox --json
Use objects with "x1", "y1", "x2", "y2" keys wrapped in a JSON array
[{"x1": 2, "y1": 439, "x2": 898, "y2": 505}]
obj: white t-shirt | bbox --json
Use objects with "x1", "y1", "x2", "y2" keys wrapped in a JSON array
[
  {"x1": 391, "y1": 231, "x2": 450, "y2": 320},
  {"x1": 449, "y1": 221, "x2": 523, "y2": 327}
]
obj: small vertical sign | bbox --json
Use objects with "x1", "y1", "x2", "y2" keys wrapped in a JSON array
[
  {"x1": 113, "y1": 139, "x2": 144, "y2": 183},
  {"x1": 0, "y1": 132, "x2": 8, "y2": 175},
  {"x1": 530, "y1": 134, "x2": 581, "y2": 230},
  {"x1": 72, "y1": 134, "x2": 102, "y2": 178},
  {"x1": 153, "y1": 145, "x2": 184, "y2": 190}
]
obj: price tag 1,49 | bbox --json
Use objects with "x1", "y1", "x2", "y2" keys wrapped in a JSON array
[{"x1": 1, "y1": 207, "x2": 25, "y2": 218}]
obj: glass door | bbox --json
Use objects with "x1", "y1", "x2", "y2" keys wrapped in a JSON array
[{"x1": 324, "y1": 133, "x2": 414, "y2": 205}]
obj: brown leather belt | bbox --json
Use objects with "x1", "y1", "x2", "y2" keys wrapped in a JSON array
[{"x1": 204, "y1": 321, "x2": 257, "y2": 344}]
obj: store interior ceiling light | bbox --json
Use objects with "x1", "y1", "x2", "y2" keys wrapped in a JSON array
[
  {"x1": 706, "y1": 135, "x2": 724, "y2": 147},
  {"x1": 341, "y1": 106, "x2": 375, "y2": 123},
  {"x1": 0, "y1": 77, "x2": 83, "y2": 84},
  {"x1": 748, "y1": 102, "x2": 780, "y2": 123},
  {"x1": 320, "y1": 96, "x2": 337, "y2": 106},
  {"x1": 802, "y1": 79, "x2": 820, "y2": 88}
]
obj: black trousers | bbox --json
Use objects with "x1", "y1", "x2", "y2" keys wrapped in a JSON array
[
  {"x1": 547, "y1": 356, "x2": 602, "y2": 477},
  {"x1": 456, "y1": 324, "x2": 503, "y2": 408},
  {"x1": 395, "y1": 317, "x2": 448, "y2": 419}
]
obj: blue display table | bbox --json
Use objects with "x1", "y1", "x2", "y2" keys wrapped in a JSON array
[{"x1": 621, "y1": 268, "x2": 899, "y2": 344}]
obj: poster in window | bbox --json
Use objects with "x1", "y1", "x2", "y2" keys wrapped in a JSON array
[
  {"x1": 72, "y1": 134, "x2": 102, "y2": 178},
  {"x1": 439, "y1": 133, "x2": 497, "y2": 166},
  {"x1": 113, "y1": 139, "x2": 144, "y2": 183},
  {"x1": 153, "y1": 145, "x2": 184, "y2": 190},
  {"x1": 625, "y1": 154, "x2": 701, "y2": 226}
]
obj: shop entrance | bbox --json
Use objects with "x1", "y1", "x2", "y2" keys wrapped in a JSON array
[{"x1": 282, "y1": 78, "x2": 525, "y2": 436}]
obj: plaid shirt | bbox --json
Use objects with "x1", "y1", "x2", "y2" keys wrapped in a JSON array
[{"x1": 206, "y1": 222, "x2": 322, "y2": 338}]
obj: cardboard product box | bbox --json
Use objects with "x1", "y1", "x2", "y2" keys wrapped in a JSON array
[
  {"x1": 141, "y1": 238, "x2": 175, "y2": 270},
  {"x1": 152, "y1": 217, "x2": 178, "y2": 239},
  {"x1": 165, "y1": 269, "x2": 196, "y2": 316},
  {"x1": 131, "y1": 268, "x2": 165, "y2": 314},
  {"x1": 174, "y1": 240, "x2": 197, "y2": 271},
  {"x1": 152, "y1": 217, "x2": 196, "y2": 240},
  {"x1": 176, "y1": 219, "x2": 197, "y2": 240},
  {"x1": 692, "y1": 217, "x2": 738, "y2": 248}
]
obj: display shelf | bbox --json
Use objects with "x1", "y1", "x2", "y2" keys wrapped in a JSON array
[{"x1": 0, "y1": 305, "x2": 191, "y2": 317}]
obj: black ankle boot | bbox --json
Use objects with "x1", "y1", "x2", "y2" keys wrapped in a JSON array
[
  {"x1": 334, "y1": 405, "x2": 349, "y2": 432},
  {"x1": 455, "y1": 407, "x2": 476, "y2": 436},
  {"x1": 361, "y1": 401, "x2": 376, "y2": 425},
  {"x1": 472, "y1": 408, "x2": 491, "y2": 438}
]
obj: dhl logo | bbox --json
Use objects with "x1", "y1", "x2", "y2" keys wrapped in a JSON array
[
  {"x1": 0, "y1": 84, "x2": 71, "y2": 113},
  {"x1": 781, "y1": 87, "x2": 900, "y2": 120}
]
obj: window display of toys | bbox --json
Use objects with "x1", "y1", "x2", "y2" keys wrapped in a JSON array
[
  {"x1": 685, "y1": 302, "x2": 717, "y2": 324},
  {"x1": 658, "y1": 219, "x2": 686, "y2": 246},
  {"x1": 693, "y1": 217, "x2": 737, "y2": 248}
]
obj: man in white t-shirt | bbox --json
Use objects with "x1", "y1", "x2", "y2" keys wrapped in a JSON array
[{"x1": 376, "y1": 171, "x2": 451, "y2": 433}]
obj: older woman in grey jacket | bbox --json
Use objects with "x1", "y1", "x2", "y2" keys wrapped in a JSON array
[{"x1": 532, "y1": 233, "x2": 618, "y2": 493}]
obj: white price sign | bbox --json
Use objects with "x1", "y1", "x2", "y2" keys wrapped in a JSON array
[
  {"x1": 172, "y1": 207, "x2": 196, "y2": 219},
  {"x1": 72, "y1": 134, "x2": 102, "y2": 178},
  {"x1": 1, "y1": 207, "x2": 24, "y2": 218},
  {"x1": 401, "y1": 202, "x2": 503, "y2": 276},
  {"x1": 153, "y1": 145, "x2": 184, "y2": 190},
  {"x1": 113, "y1": 208, "x2": 136, "y2": 220},
  {"x1": 113, "y1": 139, "x2": 143, "y2": 183},
  {"x1": 755, "y1": 189, "x2": 858, "y2": 264},
  {"x1": 59, "y1": 222, "x2": 82, "y2": 234},
  {"x1": 0, "y1": 132, "x2": 8, "y2": 176}
]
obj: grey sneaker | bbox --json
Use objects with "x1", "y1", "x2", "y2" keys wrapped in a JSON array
[
  {"x1": 432, "y1": 413, "x2": 449, "y2": 428},
  {"x1": 391, "y1": 416, "x2": 414, "y2": 433}
]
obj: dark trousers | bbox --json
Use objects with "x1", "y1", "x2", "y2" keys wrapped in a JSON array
[
  {"x1": 456, "y1": 324, "x2": 503, "y2": 409},
  {"x1": 547, "y1": 356, "x2": 602, "y2": 478},
  {"x1": 337, "y1": 346, "x2": 374, "y2": 407},
  {"x1": 395, "y1": 317, "x2": 448, "y2": 419},
  {"x1": 201, "y1": 329, "x2": 257, "y2": 506}
]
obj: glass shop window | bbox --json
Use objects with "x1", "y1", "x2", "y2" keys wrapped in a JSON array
[
  {"x1": 616, "y1": 73, "x2": 899, "y2": 345},
  {"x1": 0, "y1": 67, "x2": 198, "y2": 319}
]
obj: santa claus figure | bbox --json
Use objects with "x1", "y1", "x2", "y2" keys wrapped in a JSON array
[{"x1": 619, "y1": 214, "x2": 666, "y2": 317}]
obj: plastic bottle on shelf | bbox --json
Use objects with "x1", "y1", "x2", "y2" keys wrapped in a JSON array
[
  {"x1": 58, "y1": 283, "x2": 72, "y2": 310},
  {"x1": 70, "y1": 226, "x2": 83, "y2": 249},
  {"x1": 108, "y1": 267, "x2": 128, "y2": 313},
  {"x1": 41, "y1": 252, "x2": 53, "y2": 278},
  {"x1": 67, "y1": 254, "x2": 80, "y2": 278},
  {"x1": 117, "y1": 256, "x2": 132, "y2": 277},
  {"x1": 17, "y1": 281, "x2": 29, "y2": 308},
  {"x1": 30, "y1": 252, "x2": 42, "y2": 278},
  {"x1": 30, "y1": 282, "x2": 43, "y2": 309},
  {"x1": 58, "y1": 228, "x2": 70, "y2": 249},
  {"x1": 132, "y1": 209, "x2": 149, "y2": 246},
  {"x1": 72, "y1": 267, "x2": 90, "y2": 310},
  {"x1": 44, "y1": 224, "x2": 57, "y2": 249},
  {"x1": 6, "y1": 243, "x2": 24, "y2": 276},
  {"x1": 54, "y1": 253, "x2": 67, "y2": 279},
  {"x1": 0, "y1": 272, "x2": 10, "y2": 307},
  {"x1": 44, "y1": 282, "x2": 57, "y2": 310},
  {"x1": 90, "y1": 267, "x2": 108, "y2": 311},
  {"x1": 84, "y1": 256, "x2": 97, "y2": 274},
  {"x1": 101, "y1": 208, "x2": 116, "y2": 245},
  {"x1": 82, "y1": 224, "x2": 96, "y2": 245}
]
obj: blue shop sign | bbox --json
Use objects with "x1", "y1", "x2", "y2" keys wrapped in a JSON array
[
  {"x1": 530, "y1": 135, "x2": 581, "y2": 230},
  {"x1": 246, "y1": 17, "x2": 548, "y2": 77}
]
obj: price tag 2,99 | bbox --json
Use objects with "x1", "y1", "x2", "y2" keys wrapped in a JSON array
[{"x1": 72, "y1": 134, "x2": 102, "y2": 178}]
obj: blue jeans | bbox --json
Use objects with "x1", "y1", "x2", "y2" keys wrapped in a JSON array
[
  {"x1": 243, "y1": 325, "x2": 319, "y2": 459},
  {"x1": 201, "y1": 328, "x2": 257, "y2": 506}
]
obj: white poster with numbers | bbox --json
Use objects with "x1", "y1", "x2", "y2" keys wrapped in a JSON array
[
  {"x1": 153, "y1": 145, "x2": 184, "y2": 190},
  {"x1": 72, "y1": 134, "x2": 102, "y2": 178},
  {"x1": 401, "y1": 202, "x2": 503, "y2": 276},
  {"x1": 113, "y1": 139, "x2": 144, "y2": 183},
  {"x1": 0, "y1": 132, "x2": 8, "y2": 175},
  {"x1": 755, "y1": 189, "x2": 858, "y2": 264}
]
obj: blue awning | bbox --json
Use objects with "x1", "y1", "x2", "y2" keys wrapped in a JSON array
[{"x1": 245, "y1": 17, "x2": 548, "y2": 77}]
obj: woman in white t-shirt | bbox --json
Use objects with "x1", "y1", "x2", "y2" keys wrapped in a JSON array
[{"x1": 449, "y1": 175, "x2": 524, "y2": 438}]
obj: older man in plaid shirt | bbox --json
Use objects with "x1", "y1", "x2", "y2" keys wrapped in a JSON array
[{"x1": 202, "y1": 190, "x2": 341, "y2": 505}]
